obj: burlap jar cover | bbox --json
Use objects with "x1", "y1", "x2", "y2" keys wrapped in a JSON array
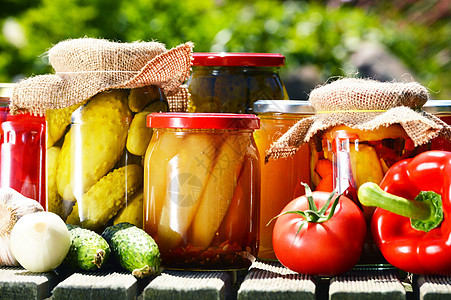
[
  {"x1": 266, "y1": 78, "x2": 451, "y2": 161},
  {"x1": 10, "y1": 38, "x2": 193, "y2": 114}
]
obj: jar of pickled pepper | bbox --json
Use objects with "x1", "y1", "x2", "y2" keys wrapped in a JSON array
[
  {"x1": 188, "y1": 53, "x2": 289, "y2": 114},
  {"x1": 264, "y1": 78, "x2": 451, "y2": 265},
  {"x1": 0, "y1": 83, "x2": 46, "y2": 207},
  {"x1": 144, "y1": 113, "x2": 260, "y2": 270},
  {"x1": 253, "y1": 100, "x2": 314, "y2": 260}
]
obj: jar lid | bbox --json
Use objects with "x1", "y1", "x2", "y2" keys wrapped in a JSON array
[
  {"x1": 0, "y1": 83, "x2": 16, "y2": 98},
  {"x1": 423, "y1": 100, "x2": 451, "y2": 114},
  {"x1": 192, "y1": 52, "x2": 285, "y2": 67},
  {"x1": 253, "y1": 100, "x2": 315, "y2": 114},
  {"x1": 147, "y1": 113, "x2": 260, "y2": 130}
]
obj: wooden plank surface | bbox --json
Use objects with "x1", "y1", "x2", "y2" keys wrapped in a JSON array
[
  {"x1": 237, "y1": 261, "x2": 316, "y2": 300},
  {"x1": 0, "y1": 266, "x2": 57, "y2": 300},
  {"x1": 417, "y1": 275, "x2": 451, "y2": 300},
  {"x1": 143, "y1": 269, "x2": 232, "y2": 300},
  {"x1": 329, "y1": 269, "x2": 406, "y2": 300},
  {"x1": 52, "y1": 271, "x2": 138, "y2": 300},
  {"x1": 2, "y1": 263, "x2": 451, "y2": 299}
]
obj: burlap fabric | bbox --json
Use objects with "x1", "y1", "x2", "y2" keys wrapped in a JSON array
[
  {"x1": 10, "y1": 38, "x2": 193, "y2": 115},
  {"x1": 266, "y1": 78, "x2": 451, "y2": 162}
]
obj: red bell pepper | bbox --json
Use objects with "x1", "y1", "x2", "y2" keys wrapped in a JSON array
[{"x1": 358, "y1": 150, "x2": 451, "y2": 275}]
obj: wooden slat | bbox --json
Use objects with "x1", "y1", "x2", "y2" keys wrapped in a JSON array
[
  {"x1": 143, "y1": 270, "x2": 232, "y2": 300},
  {"x1": 237, "y1": 261, "x2": 316, "y2": 300},
  {"x1": 417, "y1": 275, "x2": 451, "y2": 300},
  {"x1": 329, "y1": 269, "x2": 405, "y2": 300},
  {"x1": 52, "y1": 271, "x2": 138, "y2": 300},
  {"x1": 0, "y1": 266, "x2": 57, "y2": 300}
]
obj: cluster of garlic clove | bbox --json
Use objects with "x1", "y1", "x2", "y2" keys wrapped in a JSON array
[{"x1": 0, "y1": 188, "x2": 44, "y2": 266}]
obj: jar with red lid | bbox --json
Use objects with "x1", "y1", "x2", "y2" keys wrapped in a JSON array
[
  {"x1": 187, "y1": 53, "x2": 289, "y2": 114},
  {"x1": 0, "y1": 83, "x2": 46, "y2": 207},
  {"x1": 144, "y1": 113, "x2": 260, "y2": 270}
]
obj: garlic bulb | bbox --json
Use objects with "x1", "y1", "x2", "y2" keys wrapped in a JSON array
[
  {"x1": 0, "y1": 188, "x2": 44, "y2": 266},
  {"x1": 10, "y1": 211, "x2": 71, "y2": 273}
]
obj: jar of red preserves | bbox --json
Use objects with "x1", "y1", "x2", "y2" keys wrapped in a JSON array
[
  {"x1": 188, "y1": 53, "x2": 288, "y2": 114},
  {"x1": 144, "y1": 113, "x2": 260, "y2": 270},
  {"x1": 0, "y1": 83, "x2": 46, "y2": 207}
]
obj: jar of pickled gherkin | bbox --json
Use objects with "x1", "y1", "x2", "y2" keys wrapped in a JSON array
[
  {"x1": 46, "y1": 87, "x2": 168, "y2": 231},
  {"x1": 188, "y1": 53, "x2": 289, "y2": 114},
  {"x1": 144, "y1": 113, "x2": 260, "y2": 270},
  {"x1": 253, "y1": 100, "x2": 314, "y2": 260},
  {"x1": 0, "y1": 83, "x2": 46, "y2": 207},
  {"x1": 423, "y1": 100, "x2": 451, "y2": 151}
]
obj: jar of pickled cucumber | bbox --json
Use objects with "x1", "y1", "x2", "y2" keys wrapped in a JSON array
[
  {"x1": 188, "y1": 53, "x2": 289, "y2": 114},
  {"x1": 253, "y1": 100, "x2": 314, "y2": 260},
  {"x1": 423, "y1": 100, "x2": 451, "y2": 151},
  {"x1": 47, "y1": 86, "x2": 168, "y2": 232},
  {"x1": 144, "y1": 113, "x2": 260, "y2": 270},
  {"x1": 0, "y1": 83, "x2": 46, "y2": 207}
]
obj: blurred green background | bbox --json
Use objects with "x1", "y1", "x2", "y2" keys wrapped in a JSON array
[{"x1": 0, "y1": 0, "x2": 450, "y2": 99}]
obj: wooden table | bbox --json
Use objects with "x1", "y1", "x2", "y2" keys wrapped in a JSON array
[{"x1": 1, "y1": 260, "x2": 450, "y2": 299}]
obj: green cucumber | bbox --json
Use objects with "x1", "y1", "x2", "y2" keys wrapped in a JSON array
[
  {"x1": 64, "y1": 224, "x2": 111, "y2": 271},
  {"x1": 102, "y1": 222, "x2": 161, "y2": 278}
]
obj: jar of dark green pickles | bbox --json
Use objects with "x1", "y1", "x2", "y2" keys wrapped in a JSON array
[{"x1": 188, "y1": 53, "x2": 289, "y2": 114}]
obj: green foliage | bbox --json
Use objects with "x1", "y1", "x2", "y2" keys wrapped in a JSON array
[{"x1": 0, "y1": 0, "x2": 449, "y2": 99}]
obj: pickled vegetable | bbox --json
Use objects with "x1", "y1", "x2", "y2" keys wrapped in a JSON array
[
  {"x1": 126, "y1": 100, "x2": 168, "y2": 156},
  {"x1": 114, "y1": 190, "x2": 144, "y2": 228},
  {"x1": 57, "y1": 89, "x2": 132, "y2": 201},
  {"x1": 155, "y1": 133, "x2": 220, "y2": 251},
  {"x1": 46, "y1": 146, "x2": 62, "y2": 215},
  {"x1": 46, "y1": 102, "x2": 84, "y2": 148},
  {"x1": 127, "y1": 85, "x2": 161, "y2": 113},
  {"x1": 78, "y1": 164, "x2": 143, "y2": 231},
  {"x1": 190, "y1": 134, "x2": 245, "y2": 247}
]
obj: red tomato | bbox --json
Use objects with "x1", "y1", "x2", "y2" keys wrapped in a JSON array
[{"x1": 272, "y1": 191, "x2": 366, "y2": 276}]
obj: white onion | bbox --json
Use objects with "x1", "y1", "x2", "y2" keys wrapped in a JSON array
[{"x1": 10, "y1": 211, "x2": 71, "y2": 272}]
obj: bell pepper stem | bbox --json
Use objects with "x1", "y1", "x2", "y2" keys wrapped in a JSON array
[{"x1": 358, "y1": 182, "x2": 443, "y2": 232}]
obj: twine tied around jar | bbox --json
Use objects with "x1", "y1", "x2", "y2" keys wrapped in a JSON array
[
  {"x1": 265, "y1": 78, "x2": 451, "y2": 162},
  {"x1": 10, "y1": 38, "x2": 193, "y2": 115}
]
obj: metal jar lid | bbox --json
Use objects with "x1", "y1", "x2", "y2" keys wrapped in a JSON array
[
  {"x1": 422, "y1": 100, "x2": 451, "y2": 115},
  {"x1": 253, "y1": 100, "x2": 315, "y2": 114}
]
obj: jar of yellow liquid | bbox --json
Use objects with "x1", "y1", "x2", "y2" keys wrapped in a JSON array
[
  {"x1": 144, "y1": 113, "x2": 260, "y2": 270},
  {"x1": 253, "y1": 100, "x2": 314, "y2": 260}
]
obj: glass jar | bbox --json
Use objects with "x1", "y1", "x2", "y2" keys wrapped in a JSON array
[
  {"x1": 0, "y1": 83, "x2": 46, "y2": 207},
  {"x1": 46, "y1": 86, "x2": 168, "y2": 232},
  {"x1": 423, "y1": 100, "x2": 451, "y2": 151},
  {"x1": 253, "y1": 100, "x2": 314, "y2": 260},
  {"x1": 187, "y1": 53, "x2": 289, "y2": 114},
  {"x1": 311, "y1": 124, "x2": 433, "y2": 264},
  {"x1": 144, "y1": 113, "x2": 260, "y2": 270}
]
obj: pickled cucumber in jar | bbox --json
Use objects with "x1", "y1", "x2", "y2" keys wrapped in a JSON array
[
  {"x1": 188, "y1": 53, "x2": 288, "y2": 114},
  {"x1": 46, "y1": 86, "x2": 168, "y2": 232}
]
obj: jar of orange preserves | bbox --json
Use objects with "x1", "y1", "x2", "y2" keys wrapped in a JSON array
[
  {"x1": 144, "y1": 113, "x2": 260, "y2": 270},
  {"x1": 253, "y1": 100, "x2": 314, "y2": 260}
]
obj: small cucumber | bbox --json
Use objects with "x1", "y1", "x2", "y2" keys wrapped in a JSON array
[
  {"x1": 102, "y1": 222, "x2": 161, "y2": 278},
  {"x1": 64, "y1": 224, "x2": 111, "y2": 271}
]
